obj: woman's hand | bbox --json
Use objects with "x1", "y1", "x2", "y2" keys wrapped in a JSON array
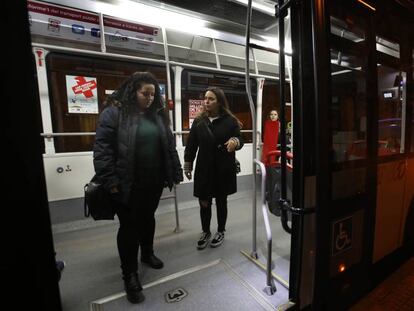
[
  {"x1": 110, "y1": 186, "x2": 119, "y2": 193},
  {"x1": 184, "y1": 170, "x2": 192, "y2": 180},
  {"x1": 184, "y1": 162, "x2": 193, "y2": 180},
  {"x1": 224, "y1": 138, "x2": 238, "y2": 152}
]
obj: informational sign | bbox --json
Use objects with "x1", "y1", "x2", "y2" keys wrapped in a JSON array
[
  {"x1": 104, "y1": 16, "x2": 159, "y2": 52},
  {"x1": 188, "y1": 99, "x2": 204, "y2": 128},
  {"x1": 332, "y1": 216, "x2": 353, "y2": 255},
  {"x1": 66, "y1": 75, "x2": 98, "y2": 114},
  {"x1": 27, "y1": 0, "x2": 101, "y2": 44},
  {"x1": 27, "y1": 0, "x2": 160, "y2": 53}
]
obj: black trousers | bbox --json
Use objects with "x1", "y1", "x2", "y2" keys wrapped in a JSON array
[
  {"x1": 116, "y1": 183, "x2": 163, "y2": 275},
  {"x1": 199, "y1": 195, "x2": 227, "y2": 234}
]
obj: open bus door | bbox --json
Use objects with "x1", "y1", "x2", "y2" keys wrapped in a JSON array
[{"x1": 290, "y1": 0, "x2": 414, "y2": 310}]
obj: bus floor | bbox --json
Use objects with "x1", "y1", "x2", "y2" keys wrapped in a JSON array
[
  {"x1": 52, "y1": 189, "x2": 291, "y2": 311},
  {"x1": 350, "y1": 256, "x2": 414, "y2": 311}
]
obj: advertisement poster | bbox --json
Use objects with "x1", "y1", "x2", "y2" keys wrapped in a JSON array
[
  {"x1": 189, "y1": 99, "x2": 204, "y2": 128},
  {"x1": 66, "y1": 75, "x2": 98, "y2": 114}
]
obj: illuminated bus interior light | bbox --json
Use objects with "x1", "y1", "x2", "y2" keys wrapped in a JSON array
[{"x1": 357, "y1": 0, "x2": 376, "y2": 11}]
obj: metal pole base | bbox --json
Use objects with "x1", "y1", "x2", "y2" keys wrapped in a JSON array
[
  {"x1": 250, "y1": 251, "x2": 258, "y2": 259},
  {"x1": 263, "y1": 284, "x2": 276, "y2": 296}
]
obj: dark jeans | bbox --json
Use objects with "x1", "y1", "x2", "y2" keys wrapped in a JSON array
[
  {"x1": 116, "y1": 183, "x2": 163, "y2": 275},
  {"x1": 199, "y1": 195, "x2": 227, "y2": 233}
]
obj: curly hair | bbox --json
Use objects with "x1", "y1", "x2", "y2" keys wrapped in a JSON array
[{"x1": 104, "y1": 71, "x2": 169, "y2": 125}]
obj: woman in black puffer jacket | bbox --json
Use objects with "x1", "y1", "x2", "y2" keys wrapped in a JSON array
[{"x1": 93, "y1": 72, "x2": 183, "y2": 304}]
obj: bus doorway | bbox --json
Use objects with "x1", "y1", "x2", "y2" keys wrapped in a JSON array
[{"x1": 291, "y1": 0, "x2": 414, "y2": 310}]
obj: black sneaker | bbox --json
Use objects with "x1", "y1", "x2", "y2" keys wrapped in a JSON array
[
  {"x1": 197, "y1": 232, "x2": 211, "y2": 250},
  {"x1": 56, "y1": 260, "x2": 65, "y2": 281},
  {"x1": 210, "y1": 231, "x2": 225, "y2": 248}
]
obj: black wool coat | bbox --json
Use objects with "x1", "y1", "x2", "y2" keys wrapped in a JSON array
[
  {"x1": 184, "y1": 114, "x2": 243, "y2": 198},
  {"x1": 93, "y1": 105, "x2": 183, "y2": 204}
]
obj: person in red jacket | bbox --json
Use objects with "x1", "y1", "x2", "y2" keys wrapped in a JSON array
[{"x1": 262, "y1": 110, "x2": 280, "y2": 166}]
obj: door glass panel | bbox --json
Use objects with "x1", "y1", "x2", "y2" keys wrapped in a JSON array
[
  {"x1": 331, "y1": 49, "x2": 367, "y2": 162},
  {"x1": 377, "y1": 65, "x2": 406, "y2": 155},
  {"x1": 329, "y1": 4, "x2": 368, "y2": 199},
  {"x1": 330, "y1": 47, "x2": 367, "y2": 199},
  {"x1": 411, "y1": 49, "x2": 414, "y2": 152}
]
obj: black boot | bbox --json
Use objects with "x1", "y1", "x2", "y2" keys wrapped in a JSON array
[
  {"x1": 123, "y1": 272, "x2": 145, "y2": 304},
  {"x1": 141, "y1": 253, "x2": 164, "y2": 269}
]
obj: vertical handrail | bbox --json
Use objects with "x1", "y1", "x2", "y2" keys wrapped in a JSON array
[
  {"x1": 98, "y1": 13, "x2": 106, "y2": 53},
  {"x1": 277, "y1": 0, "x2": 292, "y2": 234},
  {"x1": 254, "y1": 159, "x2": 277, "y2": 295},
  {"x1": 245, "y1": 0, "x2": 258, "y2": 259},
  {"x1": 159, "y1": 131, "x2": 180, "y2": 233},
  {"x1": 172, "y1": 184, "x2": 180, "y2": 233}
]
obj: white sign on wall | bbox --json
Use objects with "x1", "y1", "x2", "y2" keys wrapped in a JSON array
[
  {"x1": 66, "y1": 75, "x2": 98, "y2": 114},
  {"x1": 28, "y1": 0, "x2": 101, "y2": 44},
  {"x1": 27, "y1": 0, "x2": 160, "y2": 53},
  {"x1": 104, "y1": 16, "x2": 160, "y2": 52}
]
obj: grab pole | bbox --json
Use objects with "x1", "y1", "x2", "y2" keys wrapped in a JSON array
[{"x1": 245, "y1": 0, "x2": 258, "y2": 259}]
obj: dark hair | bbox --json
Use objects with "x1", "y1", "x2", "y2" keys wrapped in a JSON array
[
  {"x1": 198, "y1": 87, "x2": 242, "y2": 128},
  {"x1": 104, "y1": 71, "x2": 169, "y2": 125}
]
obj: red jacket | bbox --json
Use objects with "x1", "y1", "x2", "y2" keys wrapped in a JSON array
[{"x1": 262, "y1": 120, "x2": 280, "y2": 165}]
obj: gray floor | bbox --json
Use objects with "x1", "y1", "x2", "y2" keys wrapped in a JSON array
[
  {"x1": 53, "y1": 190, "x2": 291, "y2": 311},
  {"x1": 94, "y1": 259, "x2": 276, "y2": 311}
]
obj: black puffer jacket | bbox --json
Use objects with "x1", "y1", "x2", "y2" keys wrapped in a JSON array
[
  {"x1": 93, "y1": 105, "x2": 183, "y2": 204},
  {"x1": 184, "y1": 114, "x2": 243, "y2": 198}
]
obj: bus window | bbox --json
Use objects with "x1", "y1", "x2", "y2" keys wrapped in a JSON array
[
  {"x1": 47, "y1": 53, "x2": 167, "y2": 152},
  {"x1": 377, "y1": 65, "x2": 406, "y2": 155},
  {"x1": 330, "y1": 48, "x2": 367, "y2": 162},
  {"x1": 181, "y1": 70, "x2": 255, "y2": 145},
  {"x1": 329, "y1": 7, "x2": 369, "y2": 200}
]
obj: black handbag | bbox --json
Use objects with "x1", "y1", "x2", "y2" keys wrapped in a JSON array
[
  {"x1": 84, "y1": 175, "x2": 115, "y2": 220},
  {"x1": 235, "y1": 158, "x2": 241, "y2": 174}
]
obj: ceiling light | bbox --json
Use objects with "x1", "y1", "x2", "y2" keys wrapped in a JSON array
[
  {"x1": 229, "y1": 0, "x2": 276, "y2": 16},
  {"x1": 92, "y1": 0, "x2": 211, "y2": 36}
]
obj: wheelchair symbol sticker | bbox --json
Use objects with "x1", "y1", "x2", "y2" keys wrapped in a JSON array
[{"x1": 332, "y1": 217, "x2": 352, "y2": 255}]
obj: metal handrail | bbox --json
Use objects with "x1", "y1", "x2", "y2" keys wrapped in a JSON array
[
  {"x1": 40, "y1": 127, "x2": 258, "y2": 233},
  {"x1": 174, "y1": 130, "x2": 256, "y2": 134},
  {"x1": 41, "y1": 132, "x2": 96, "y2": 137},
  {"x1": 161, "y1": 184, "x2": 180, "y2": 233},
  {"x1": 254, "y1": 159, "x2": 276, "y2": 295},
  {"x1": 245, "y1": 0, "x2": 258, "y2": 260},
  {"x1": 41, "y1": 132, "x2": 181, "y2": 232},
  {"x1": 41, "y1": 130, "x2": 256, "y2": 137}
]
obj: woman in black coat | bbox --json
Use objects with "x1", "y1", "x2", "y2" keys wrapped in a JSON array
[
  {"x1": 93, "y1": 72, "x2": 183, "y2": 304},
  {"x1": 184, "y1": 87, "x2": 243, "y2": 250}
]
